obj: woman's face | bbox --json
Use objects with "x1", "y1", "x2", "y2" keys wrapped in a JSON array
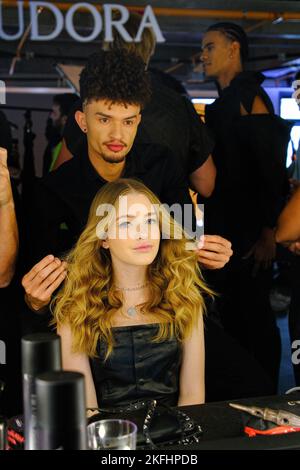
[{"x1": 102, "y1": 193, "x2": 160, "y2": 267}]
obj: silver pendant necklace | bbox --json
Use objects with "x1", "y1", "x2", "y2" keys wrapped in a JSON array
[
  {"x1": 127, "y1": 306, "x2": 138, "y2": 317},
  {"x1": 114, "y1": 283, "x2": 149, "y2": 318}
]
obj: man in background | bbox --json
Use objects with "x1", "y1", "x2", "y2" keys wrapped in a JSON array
[
  {"x1": 43, "y1": 93, "x2": 78, "y2": 175},
  {"x1": 201, "y1": 22, "x2": 290, "y2": 390}
]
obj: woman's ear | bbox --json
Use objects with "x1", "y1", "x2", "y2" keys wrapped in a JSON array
[{"x1": 102, "y1": 239, "x2": 109, "y2": 249}]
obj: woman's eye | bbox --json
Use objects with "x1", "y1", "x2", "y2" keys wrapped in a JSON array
[
  {"x1": 100, "y1": 118, "x2": 109, "y2": 124},
  {"x1": 119, "y1": 221, "x2": 130, "y2": 228},
  {"x1": 147, "y1": 218, "x2": 157, "y2": 225}
]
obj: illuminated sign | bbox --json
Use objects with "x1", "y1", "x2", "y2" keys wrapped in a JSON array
[{"x1": 0, "y1": 2, "x2": 165, "y2": 43}]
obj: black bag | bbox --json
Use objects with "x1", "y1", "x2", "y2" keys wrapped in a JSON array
[{"x1": 87, "y1": 399, "x2": 202, "y2": 449}]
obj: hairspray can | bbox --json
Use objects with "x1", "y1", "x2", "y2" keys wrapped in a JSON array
[
  {"x1": 36, "y1": 371, "x2": 87, "y2": 450},
  {"x1": 22, "y1": 333, "x2": 61, "y2": 450}
]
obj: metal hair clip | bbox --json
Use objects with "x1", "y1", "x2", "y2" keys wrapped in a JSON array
[{"x1": 229, "y1": 403, "x2": 300, "y2": 427}]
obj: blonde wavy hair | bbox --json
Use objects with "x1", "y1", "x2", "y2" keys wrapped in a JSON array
[{"x1": 51, "y1": 178, "x2": 213, "y2": 359}]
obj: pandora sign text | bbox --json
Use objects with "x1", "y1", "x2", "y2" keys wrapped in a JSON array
[{"x1": 0, "y1": 1, "x2": 165, "y2": 43}]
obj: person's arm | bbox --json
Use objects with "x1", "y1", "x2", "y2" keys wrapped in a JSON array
[
  {"x1": 58, "y1": 323, "x2": 98, "y2": 410},
  {"x1": 178, "y1": 314, "x2": 205, "y2": 406},
  {"x1": 0, "y1": 147, "x2": 18, "y2": 287},
  {"x1": 240, "y1": 95, "x2": 286, "y2": 273},
  {"x1": 189, "y1": 155, "x2": 216, "y2": 198},
  {"x1": 184, "y1": 98, "x2": 216, "y2": 197},
  {"x1": 240, "y1": 95, "x2": 270, "y2": 116},
  {"x1": 52, "y1": 138, "x2": 73, "y2": 171},
  {"x1": 161, "y1": 148, "x2": 232, "y2": 269},
  {"x1": 276, "y1": 186, "x2": 300, "y2": 244}
]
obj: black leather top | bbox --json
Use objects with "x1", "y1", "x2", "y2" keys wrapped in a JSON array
[{"x1": 90, "y1": 323, "x2": 182, "y2": 408}]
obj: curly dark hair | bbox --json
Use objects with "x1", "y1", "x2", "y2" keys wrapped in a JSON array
[{"x1": 79, "y1": 49, "x2": 151, "y2": 108}]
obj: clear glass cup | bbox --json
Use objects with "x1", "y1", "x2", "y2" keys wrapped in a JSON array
[{"x1": 87, "y1": 419, "x2": 137, "y2": 450}]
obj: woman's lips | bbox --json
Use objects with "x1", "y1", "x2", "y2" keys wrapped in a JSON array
[{"x1": 134, "y1": 245, "x2": 153, "y2": 252}]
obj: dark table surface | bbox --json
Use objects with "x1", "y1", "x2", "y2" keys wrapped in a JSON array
[
  {"x1": 6, "y1": 392, "x2": 300, "y2": 450},
  {"x1": 168, "y1": 392, "x2": 300, "y2": 450}
]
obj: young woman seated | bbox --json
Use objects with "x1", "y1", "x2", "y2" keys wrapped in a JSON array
[{"x1": 52, "y1": 178, "x2": 213, "y2": 410}]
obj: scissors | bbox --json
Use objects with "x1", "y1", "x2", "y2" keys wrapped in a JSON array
[{"x1": 229, "y1": 403, "x2": 300, "y2": 427}]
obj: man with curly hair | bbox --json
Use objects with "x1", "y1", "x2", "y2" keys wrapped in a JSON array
[
  {"x1": 22, "y1": 49, "x2": 232, "y2": 315},
  {"x1": 55, "y1": 11, "x2": 216, "y2": 198}
]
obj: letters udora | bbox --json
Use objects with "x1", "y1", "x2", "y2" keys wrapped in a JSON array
[{"x1": 0, "y1": 2, "x2": 165, "y2": 43}]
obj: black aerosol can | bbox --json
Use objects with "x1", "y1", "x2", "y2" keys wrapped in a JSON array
[
  {"x1": 22, "y1": 333, "x2": 62, "y2": 450},
  {"x1": 36, "y1": 371, "x2": 87, "y2": 450}
]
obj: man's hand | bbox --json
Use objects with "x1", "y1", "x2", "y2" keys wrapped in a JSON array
[
  {"x1": 243, "y1": 227, "x2": 276, "y2": 277},
  {"x1": 0, "y1": 147, "x2": 13, "y2": 207},
  {"x1": 22, "y1": 255, "x2": 67, "y2": 312},
  {"x1": 196, "y1": 235, "x2": 233, "y2": 270}
]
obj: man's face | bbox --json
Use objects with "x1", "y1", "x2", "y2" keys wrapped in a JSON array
[
  {"x1": 201, "y1": 31, "x2": 234, "y2": 79},
  {"x1": 50, "y1": 103, "x2": 64, "y2": 131},
  {"x1": 80, "y1": 99, "x2": 141, "y2": 164}
]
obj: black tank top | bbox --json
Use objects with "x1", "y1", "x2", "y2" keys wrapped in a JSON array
[{"x1": 90, "y1": 323, "x2": 182, "y2": 408}]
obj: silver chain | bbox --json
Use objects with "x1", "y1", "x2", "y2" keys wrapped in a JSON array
[{"x1": 114, "y1": 282, "x2": 149, "y2": 292}]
